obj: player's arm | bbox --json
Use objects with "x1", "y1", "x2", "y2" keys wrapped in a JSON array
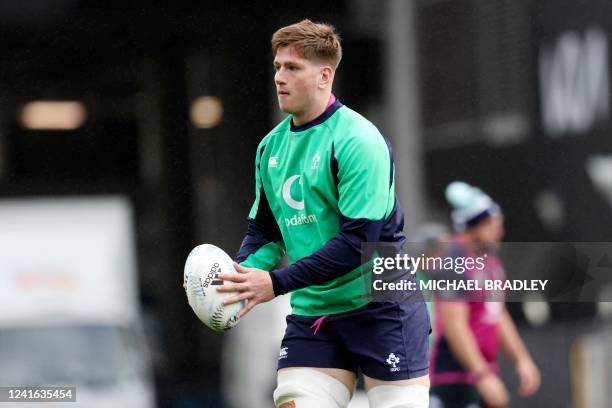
[
  {"x1": 269, "y1": 131, "x2": 393, "y2": 296},
  {"x1": 499, "y1": 307, "x2": 541, "y2": 397},
  {"x1": 217, "y1": 143, "x2": 283, "y2": 318},
  {"x1": 439, "y1": 302, "x2": 491, "y2": 376},
  {"x1": 438, "y1": 302, "x2": 509, "y2": 407},
  {"x1": 235, "y1": 143, "x2": 286, "y2": 270}
]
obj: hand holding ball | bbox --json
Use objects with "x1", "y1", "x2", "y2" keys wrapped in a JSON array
[{"x1": 183, "y1": 244, "x2": 246, "y2": 331}]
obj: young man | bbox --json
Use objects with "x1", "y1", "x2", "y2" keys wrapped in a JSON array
[
  {"x1": 216, "y1": 19, "x2": 430, "y2": 408},
  {"x1": 429, "y1": 182, "x2": 541, "y2": 408}
]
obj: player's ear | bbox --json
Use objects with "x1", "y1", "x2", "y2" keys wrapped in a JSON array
[{"x1": 318, "y1": 66, "x2": 334, "y2": 89}]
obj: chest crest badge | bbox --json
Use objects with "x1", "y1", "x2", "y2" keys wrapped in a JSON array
[{"x1": 311, "y1": 152, "x2": 321, "y2": 170}]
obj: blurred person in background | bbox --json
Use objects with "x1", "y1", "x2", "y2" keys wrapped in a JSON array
[
  {"x1": 429, "y1": 182, "x2": 541, "y2": 408},
  {"x1": 217, "y1": 19, "x2": 431, "y2": 408}
]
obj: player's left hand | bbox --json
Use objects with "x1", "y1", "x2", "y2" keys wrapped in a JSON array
[
  {"x1": 216, "y1": 262, "x2": 275, "y2": 319},
  {"x1": 515, "y1": 356, "x2": 541, "y2": 397}
]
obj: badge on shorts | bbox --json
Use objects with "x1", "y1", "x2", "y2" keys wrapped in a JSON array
[{"x1": 386, "y1": 353, "x2": 401, "y2": 372}]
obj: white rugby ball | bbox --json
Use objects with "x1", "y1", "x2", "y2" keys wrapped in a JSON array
[{"x1": 184, "y1": 244, "x2": 245, "y2": 332}]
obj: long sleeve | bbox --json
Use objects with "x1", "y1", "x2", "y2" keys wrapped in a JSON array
[{"x1": 235, "y1": 143, "x2": 286, "y2": 270}]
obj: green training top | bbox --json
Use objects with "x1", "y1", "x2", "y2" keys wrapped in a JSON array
[{"x1": 237, "y1": 98, "x2": 405, "y2": 316}]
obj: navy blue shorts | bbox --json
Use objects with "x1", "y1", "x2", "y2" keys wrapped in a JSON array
[
  {"x1": 429, "y1": 384, "x2": 482, "y2": 408},
  {"x1": 277, "y1": 301, "x2": 430, "y2": 381}
]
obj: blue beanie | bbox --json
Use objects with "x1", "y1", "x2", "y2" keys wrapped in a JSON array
[{"x1": 445, "y1": 181, "x2": 501, "y2": 232}]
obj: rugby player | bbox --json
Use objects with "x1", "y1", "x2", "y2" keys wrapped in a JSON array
[
  {"x1": 217, "y1": 19, "x2": 430, "y2": 408},
  {"x1": 429, "y1": 182, "x2": 540, "y2": 408}
]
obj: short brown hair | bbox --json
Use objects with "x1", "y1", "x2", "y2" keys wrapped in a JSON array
[{"x1": 271, "y1": 19, "x2": 342, "y2": 68}]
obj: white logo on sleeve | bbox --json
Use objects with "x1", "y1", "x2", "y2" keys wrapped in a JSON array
[
  {"x1": 279, "y1": 347, "x2": 288, "y2": 360},
  {"x1": 269, "y1": 156, "x2": 279, "y2": 168},
  {"x1": 282, "y1": 175, "x2": 304, "y2": 210},
  {"x1": 386, "y1": 353, "x2": 401, "y2": 372}
]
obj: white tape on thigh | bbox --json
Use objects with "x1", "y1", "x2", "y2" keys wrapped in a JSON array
[
  {"x1": 273, "y1": 368, "x2": 351, "y2": 408},
  {"x1": 366, "y1": 384, "x2": 429, "y2": 408}
]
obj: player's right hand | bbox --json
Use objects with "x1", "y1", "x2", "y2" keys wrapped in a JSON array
[
  {"x1": 476, "y1": 373, "x2": 509, "y2": 407},
  {"x1": 515, "y1": 356, "x2": 541, "y2": 397}
]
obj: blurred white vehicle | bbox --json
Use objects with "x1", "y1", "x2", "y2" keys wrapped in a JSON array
[{"x1": 0, "y1": 197, "x2": 155, "y2": 408}]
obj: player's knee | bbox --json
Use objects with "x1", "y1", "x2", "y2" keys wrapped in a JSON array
[
  {"x1": 273, "y1": 368, "x2": 351, "y2": 408},
  {"x1": 366, "y1": 384, "x2": 429, "y2": 408}
]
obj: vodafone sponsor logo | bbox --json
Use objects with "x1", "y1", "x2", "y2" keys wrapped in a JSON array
[
  {"x1": 281, "y1": 175, "x2": 317, "y2": 227},
  {"x1": 284, "y1": 213, "x2": 317, "y2": 227}
]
